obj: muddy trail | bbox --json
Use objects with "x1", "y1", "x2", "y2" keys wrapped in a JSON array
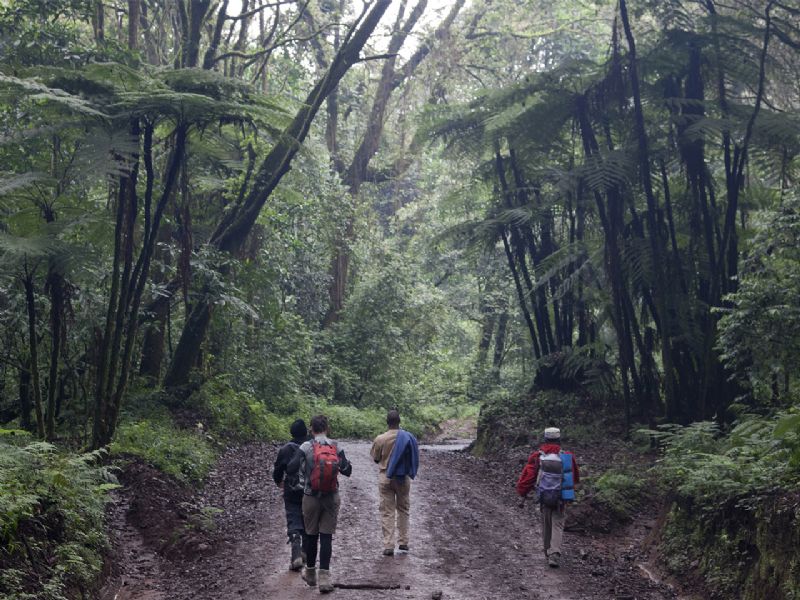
[{"x1": 103, "y1": 442, "x2": 679, "y2": 600}]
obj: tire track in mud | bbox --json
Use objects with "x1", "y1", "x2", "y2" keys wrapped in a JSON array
[{"x1": 107, "y1": 441, "x2": 677, "y2": 599}]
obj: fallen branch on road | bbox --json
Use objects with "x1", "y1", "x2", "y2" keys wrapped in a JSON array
[{"x1": 334, "y1": 582, "x2": 407, "y2": 590}]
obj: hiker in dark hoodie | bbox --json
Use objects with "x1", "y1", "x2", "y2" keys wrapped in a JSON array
[
  {"x1": 272, "y1": 419, "x2": 310, "y2": 571},
  {"x1": 370, "y1": 409, "x2": 419, "y2": 556},
  {"x1": 515, "y1": 427, "x2": 580, "y2": 568},
  {"x1": 286, "y1": 415, "x2": 352, "y2": 594}
]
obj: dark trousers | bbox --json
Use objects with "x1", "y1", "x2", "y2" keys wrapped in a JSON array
[
  {"x1": 284, "y1": 491, "x2": 305, "y2": 539},
  {"x1": 304, "y1": 533, "x2": 332, "y2": 570}
]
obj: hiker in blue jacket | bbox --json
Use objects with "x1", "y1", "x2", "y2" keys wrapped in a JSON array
[{"x1": 370, "y1": 409, "x2": 419, "y2": 556}]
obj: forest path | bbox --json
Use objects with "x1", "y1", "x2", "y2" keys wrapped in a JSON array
[{"x1": 107, "y1": 442, "x2": 678, "y2": 600}]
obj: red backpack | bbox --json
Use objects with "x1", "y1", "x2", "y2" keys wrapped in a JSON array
[{"x1": 310, "y1": 441, "x2": 339, "y2": 493}]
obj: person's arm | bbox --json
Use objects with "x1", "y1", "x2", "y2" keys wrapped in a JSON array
[
  {"x1": 273, "y1": 447, "x2": 287, "y2": 486},
  {"x1": 515, "y1": 452, "x2": 540, "y2": 497},
  {"x1": 370, "y1": 437, "x2": 381, "y2": 464},
  {"x1": 338, "y1": 448, "x2": 353, "y2": 477},
  {"x1": 286, "y1": 442, "x2": 306, "y2": 476}
]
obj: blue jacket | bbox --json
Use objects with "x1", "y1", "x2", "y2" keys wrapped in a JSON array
[{"x1": 386, "y1": 429, "x2": 419, "y2": 480}]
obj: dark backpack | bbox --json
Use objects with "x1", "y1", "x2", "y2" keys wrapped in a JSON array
[
  {"x1": 309, "y1": 441, "x2": 339, "y2": 493},
  {"x1": 283, "y1": 442, "x2": 304, "y2": 492}
]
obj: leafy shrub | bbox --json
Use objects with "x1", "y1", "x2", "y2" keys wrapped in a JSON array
[
  {"x1": 276, "y1": 395, "x2": 385, "y2": 439},
  {"x1": 0, "y1": 435, "x2": 115, "y2": 600},
  {"x1": 189, "y1": 377, "x2": 282, "y2": 442},
  {"x1": 647, "y1": 413, "x2": 800, "y2": 509},
  {"x1": 591, "y1": 469, "x2": 648, "y2": 522},
  {"x1": 474, "y1": 388, "x2": 588, "y2": 455},
  {"x1": 111, "y1": 419, "x2": 217, "y2": 483},
  {"x1": 649, "y1": 412, "x2": 800, "y2": 599},
  {"x1": 717, "y1": 199, "x2": 800, "y2": 408}
]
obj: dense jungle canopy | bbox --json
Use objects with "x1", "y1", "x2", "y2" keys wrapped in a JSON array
[{"x1": 1, "y1": 0, "x2": 800, "y2": 598}]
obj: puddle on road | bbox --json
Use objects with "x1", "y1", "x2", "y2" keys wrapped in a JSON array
[{"x1": 418, "y1": 439, "x2": 473, "y2": 452}]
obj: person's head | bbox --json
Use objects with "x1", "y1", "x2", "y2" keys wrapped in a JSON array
[
  {"x1": 310, "y1": 414, "x2": 329, "y2": 435},
  {"x1": 387, "y1": 409, "x2": 401, "y2": 429},
  {"x1": 290, "y1": 419, "x2": 307, "y2": 440},
  {"x1": 543, "y1": 427, "x2": 561, "y2": 443}
]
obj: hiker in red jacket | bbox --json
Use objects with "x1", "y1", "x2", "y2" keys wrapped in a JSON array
[{"x1": 516, "y1": 427, "x2": 580, "y2": 568}]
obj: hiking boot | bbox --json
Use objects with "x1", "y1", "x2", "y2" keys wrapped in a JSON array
[
  {"x1": 290, "y1": 535, "x2": 303, "y2": 571},
  {"x1": 382, "y1": 548, "x2": 394, "y2": 556},
  {"x1": 302, "y1": 567, "x2": 317, "y2": 586},
  {"x1": 548, "y1": 552, "x2": 561, "y2": 568},
  {"x1": 398, "y1": 544, "x2": 409, "y2": 553},
  {"x1": 318, "y1": 569, "x2": 334, "y2": 593}
]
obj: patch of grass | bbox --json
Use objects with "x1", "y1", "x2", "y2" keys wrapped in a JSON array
[
  {"x1": 189, "y1": 378, "x2": 287, "y2": 442},
  {"x1": 112, "y1": 418, "x2": 217, "y2": 483}
]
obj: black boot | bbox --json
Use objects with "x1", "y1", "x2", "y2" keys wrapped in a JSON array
[{"x1": 290, "y1": 534, "x2": 303, "y2": 571}]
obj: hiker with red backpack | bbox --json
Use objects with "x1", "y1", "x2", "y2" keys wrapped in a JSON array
[
  {"x1": 516, "y1": 427, "x2": 580, "y2": 568},
  {"x1": 286, "y1": 414, "x2": 352, "y2": 594},
  {"x1": 272, "y1": 419, "x2": 311, "y2": 571}
]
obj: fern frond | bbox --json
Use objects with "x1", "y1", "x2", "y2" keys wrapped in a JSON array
[
  {"x1": 0, "y1": 74, "x2": 107, "y2": 119},
  {"x1": 0, "y1": 172, "x2": 51, "y2": 197}
]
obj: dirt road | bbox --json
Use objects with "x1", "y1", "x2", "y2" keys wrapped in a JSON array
[{"x1": 105, "y1": 441, "x2": 677, "y2": 600}]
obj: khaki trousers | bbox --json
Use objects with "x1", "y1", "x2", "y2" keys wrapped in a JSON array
[
  {"x1": 302, "y1": 492, "x2": 341, "y2": 535},
  {"x1": 378, "y1": 474, "x2": 411, "y2": 550},
  {"x1": 541, "y1": 504, "x2": 565, "y2": 555}
]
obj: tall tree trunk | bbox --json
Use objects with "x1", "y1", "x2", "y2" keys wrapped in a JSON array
[
  {"x1": 501, "y1": 229, "x2": 541, "y2": 359},
  {"x1": 92, "y1": 121, "x2": 185, "y2": 448},
  {"x1": 164, "y1": 0, "x2": 394, "y2": 389},
  {"x1": 620, "y1": 0, "x2": 679, "y2": 420},
  {"x1": 19, "y1": 358, "x2": 32, "y2": 431},
  {"x1": 496, "y1": 151, "x2": 552, "y2": 357},
  {"x1": 93, "y1": 1, "x2": 105, "y2": 42},
  {"x1": 323, "y1": 0, "x2": 465, "y2": 326},
  {"x1": 45, "y1": 269, "x2": 64, "y2": 440},
  {"x1": 23, "y1": 269, "x2": 45, "y2": 438},
  {"x1": 128, "y1": 0, "x2": 140, "y2": 50},
  {"x1": 492, "y1": 308, "x2": 509, "y2": 382},
  {"x1": 575, "y1": 93, "x2": 638, "y2": 425},
  {"x1": 476, "y1": 297, "x2": 496, "y2": 365}
]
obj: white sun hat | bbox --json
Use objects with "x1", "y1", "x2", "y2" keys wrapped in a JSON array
[{"x1": 544, "y1": 427, "x2": 561, "y2": 440}]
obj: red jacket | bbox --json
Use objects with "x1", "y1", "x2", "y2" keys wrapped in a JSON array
[{"x1": 516, "y1": 443, "x2": 580, "y2": 497}]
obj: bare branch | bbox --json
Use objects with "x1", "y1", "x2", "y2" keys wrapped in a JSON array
[
  {"x1": 391, "y1": 0, "x2": 466, "y2": 90},
  {"x1": 226, "y1": 0, "x2": 296, "y2": 20}
]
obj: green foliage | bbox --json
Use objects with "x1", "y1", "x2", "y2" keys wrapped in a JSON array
[
  {"x1": 717, "y1": 199, "x2": 800, "y2": 407},
  {"x1": 647, "y1": 414, "x2": 800, "y2": 509},
  {"x1": 590, "y1": 469, "x2": 648, "y2": 522},
  {"x1": 649, "y1": 412, "x2": 800, "y2": 597},
  {"x1": 474, "y1": 389, "x2": 591, "y2": 455},
  {"x1": 0, "y1": 438, "x2": 114, "y2": 600},
  {"x1": 660, "y1": 471, "x2": 800, "y2": 600},
  {"x1": 188, "y1": 377, "x2": 287, "y2": 443},
  {"x1": 111, "y1": 418, "x2": 217, "y2": 483}
]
